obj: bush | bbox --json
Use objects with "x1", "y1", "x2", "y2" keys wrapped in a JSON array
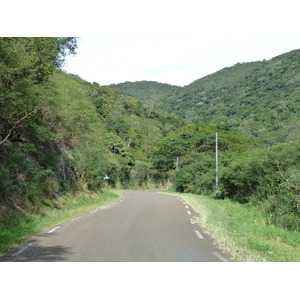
[
  {"x1": 174, "y1": 152, "x2": 215, "y2": 195},
  {"x1": 221, "y1": 140, "x2": 300, "y2": 230},
  {"x1": 263, "y1": 195, "x2": 300, "y2": 230}
]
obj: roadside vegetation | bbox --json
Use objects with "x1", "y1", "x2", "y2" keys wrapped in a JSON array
[
  {"x1": 0, "y1": 37, "x2": 181, "y2": 231},
  {"x1": 163, "y1": 191, "x2": 300, "y2": 262}
]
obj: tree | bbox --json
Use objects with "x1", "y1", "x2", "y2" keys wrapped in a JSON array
[
  {"x1": 147, "y1": 94, "x2": 160, "y2": 117},
  {"x1": 0, "y1": 37, "x2": 77, "y2": 145}
]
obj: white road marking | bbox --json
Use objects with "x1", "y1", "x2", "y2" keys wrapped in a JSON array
[
  {"x1": 187, "y1": 210, "x2": 191, "y2": 215},
  {"x1": 212, "y1": 251, "x2": 228, "y2": 262},
  {"x1": 71, "y1": 216, "x2": 81, "y2": 222},
  {"x1": 185, "y1": 205, "x2": 189, "y2": 208},
  {"x1": 190, "y1": 219, "x2": 195, "y2": 225},
  {"x1": 195, "y1": 230, "x2": 204, "y2": 239},
  {"x1": 183, "y1": 202, "x2": 186, "y2": 204},
  {"x1": 12, "y1": 243, "x2": 32, "y2": 257},
  {"x1": 99, "y1": 205, "x2": 112, "y2": 209},
  {"x1": 47, "y1": 226, "x2": 61, "y2": 233},
  {"x1": 90, "y1": 210, "x2": 97, "y2": 214}
]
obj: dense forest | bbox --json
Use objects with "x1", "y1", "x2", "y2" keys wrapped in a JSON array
[
  {"x1": 0, "y1": 38, "x2": 299, "y2": 231},
  {"x1": 111, "y1": 50, "x2": 300, "y2": 146}
]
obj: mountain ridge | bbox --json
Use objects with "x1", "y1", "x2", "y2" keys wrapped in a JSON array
[{"x1": 108, "y1": 48, "x2": 300, "y2": 145}]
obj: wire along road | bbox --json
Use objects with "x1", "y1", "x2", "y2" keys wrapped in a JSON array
[{"x1": 0, "y1": 191, "x2": 234, "y2": 262}]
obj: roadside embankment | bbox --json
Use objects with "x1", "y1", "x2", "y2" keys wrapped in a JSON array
[{"x1": 162, "y1": 191, "x2": 300, "y2": 262}]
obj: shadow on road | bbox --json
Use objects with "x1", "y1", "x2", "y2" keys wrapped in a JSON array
[{"x1": 0, "y1": 240, "x2": 72, "y2": 262}]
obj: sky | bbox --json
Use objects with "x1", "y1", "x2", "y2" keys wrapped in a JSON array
[
  {"x1": 57, "y1": 0, "x2": 300, "y2": 87},
  {"x1": 2, "y1": 0, "x2": 300, "y2": 87},
  {"x1": 63, "y1": 37, "x2": 300, "y2": 87}
]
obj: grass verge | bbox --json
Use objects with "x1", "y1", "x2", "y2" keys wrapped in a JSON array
[
  {"x1": 162, "y1": 191, "x2": 300, "y2": 262},
  {"x1": 0, "y1": 189, "x2": 120, "y2": 255}
]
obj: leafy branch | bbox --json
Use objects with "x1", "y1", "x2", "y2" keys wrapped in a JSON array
[{"x1": 0, "y1": 106, "x2": 41, "y2": 146}]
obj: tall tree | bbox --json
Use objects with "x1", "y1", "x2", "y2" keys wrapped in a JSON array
[{"x1": 0, "y1": 37, "x2": 77, "y2": 145}]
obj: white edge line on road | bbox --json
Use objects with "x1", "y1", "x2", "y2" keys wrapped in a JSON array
[
  {"x1": 71, "y1": 216, "x2": 81, "y2": 222},
  {"x1": 12, "y1": 243, "x2": 32, "y2": 257},
  {"x1": 90, "y1": 210, "x2": 97, "y2": 214},
  {"x1": 47, "y1": 226, "x2": 61, "y2": 233},
  {"x1": 190, "y1": 219, "x2": 195, "y2": 225},
  {"x1": 185, "y1": 205, "x2": 189, "y2": 208},
  {"x1": 212, "y1": 251, "x2": 228, "y2": 262},
  {"x1": 195, "y1": 230, "x2": 204, "y2": 239},
  {"x1": 183, "y1": 202, "x2": 186, "y2": 204},
  {"x1": 187, "y1": 210, "x2": 191, "y2": 215}
]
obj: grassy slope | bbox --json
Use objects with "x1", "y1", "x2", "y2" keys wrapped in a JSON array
[
  {"x1": 161, "y1": 49, "x2": 300, "y2": 144},
  {"x1": 162, "y1": 191, "x2": 300, "y2": 262}
]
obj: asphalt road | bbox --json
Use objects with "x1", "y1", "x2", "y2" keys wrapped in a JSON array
[{"x1": 0, "y1": 191, "x2": 234, "y2": 262}]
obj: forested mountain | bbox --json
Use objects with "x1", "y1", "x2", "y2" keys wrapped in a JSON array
[
  {"x1": 108, "y1": 81, "x2": 181, "y2": 104},
  {"x1": 162, "y1": 49, "x2": 300, "y2": 145},
  {"x1": 112, "y1": 49, "x2": 300, "y2": 145}
]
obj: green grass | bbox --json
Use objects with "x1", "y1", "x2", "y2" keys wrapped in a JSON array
[
  {"x1": 0, "y1": 190, "x2": 120, "y2": 255},
  {"x1": 162, "y1": 191, "x2": 300, "y2": 262}
]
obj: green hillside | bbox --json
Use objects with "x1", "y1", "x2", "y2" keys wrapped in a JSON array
[
  {"x1": 108, "y1": 81, "x2": 181, "y2": 103},
  {"x1": 108, "y1": 81, "x2": 181, "y2": 117},
  {"x1": 111, "y1": 50, "x2": 300, "y2": 145},
  {"x1": 0, "y1": 38, "x2": 184, "y2": 219},
  {"x1": 104, "y1": 49, "x2": 300, "y2": 231},
  {"x1": 161, "y1": 49, "x2": 300, "y2": 145}
]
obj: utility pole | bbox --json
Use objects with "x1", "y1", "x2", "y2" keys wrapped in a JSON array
[{"x1": 216, "y1": 132, "x2": 219, "y2": 199}]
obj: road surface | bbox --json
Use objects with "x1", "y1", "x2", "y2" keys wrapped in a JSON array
[{"x1": 0, "y1": 191, "x2": 234, "y2": 262}]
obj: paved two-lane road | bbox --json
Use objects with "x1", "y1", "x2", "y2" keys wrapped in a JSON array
[{"x1": 0, "y1": 191, "x2": 234, "y2": 262}]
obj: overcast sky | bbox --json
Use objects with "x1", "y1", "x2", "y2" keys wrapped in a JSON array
[
  {"x1": 64, "y1": 37, "x2": 300, "y2": 87},
  {"x1": 3, "y1": 0, "x2": 300, "y2": 87},
  {"x1": 58, "y1": 0, "x2": 300, "y2": 86}
]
